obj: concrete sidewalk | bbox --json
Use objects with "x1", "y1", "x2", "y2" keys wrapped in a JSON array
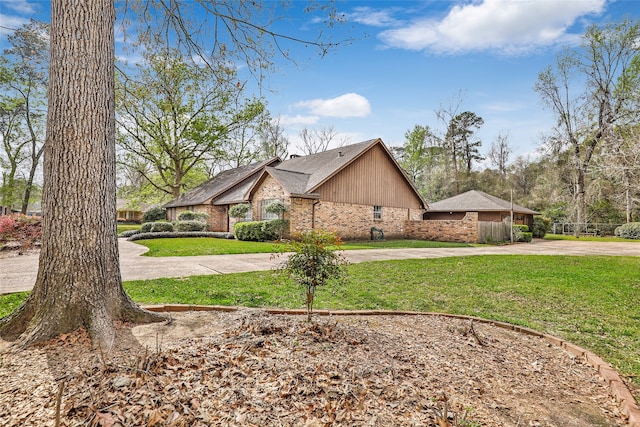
[{"x1": 1, "y1": 238, "x2": 639, "y2": 295}]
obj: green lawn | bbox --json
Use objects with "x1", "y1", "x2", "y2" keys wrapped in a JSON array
[
  {"x1": 134, "y1": 237, "x2": 472, "y2": 257},
  {"x1": 1, "y1": 255, "x2": 638, "y2": 384},
  {"x1": 117, "y1": 224, "x2": 141, "y2": 234},
  {"x1": 544, "y1": 233, "x2": 639, "y2": 243}
]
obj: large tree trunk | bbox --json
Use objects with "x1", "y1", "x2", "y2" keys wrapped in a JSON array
[
  {"x1": 20, "y1": 98, "x2": 45, "y2": 215},
  {"x1": 624, "y1": 170, "x2": 632, "y2": 223},
  {"x1": 574, "y1": 164, "x2": 587, "y2": 237},
  {"x1": 0, "y1": 0, "x2": 164, "y2": 348}
]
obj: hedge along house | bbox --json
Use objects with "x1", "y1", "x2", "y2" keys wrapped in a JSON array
[
  {"x1": 163, "y1": 139, "x2": 427, "y2": 239},
  {"x1": 163, "y1": 157, "x2": 282, "y2": 231},
  {"x1": 247, "y1": 139, "x2": 428, "y2": 240},
  {"x1": 406, "y1": 190, "x2": 539, "y2": 243}
]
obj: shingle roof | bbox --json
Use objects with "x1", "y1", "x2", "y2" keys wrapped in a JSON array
[
  {"x1": 274, "y1": 139, "x2": 379, "y2": 192},
  {"x1": 163, "y1": 157, "x2": 280, "y2": 208},
  {"x1": 164, "y1": 139, "x2": 427, "y2": 209},
  {"x1": 263, "y1": 167, "x2": 313, "y2": 196},
  {"x1": 427, "y1": 190, "x2": 539, "y2": 214}
]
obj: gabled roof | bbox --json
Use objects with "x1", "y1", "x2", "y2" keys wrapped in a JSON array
[
  {"x1": 165, "y1": 139, "x2": 428, "y2": 209},
  {"x1": 274, "y1": 139, "x2": 379, "y2": 192},
  {"x1": 263, "y1": 167, "x2": 313, "y2": 197},
  {"x1": 248, "y1": 139, "x2": 426, "y2": 208},
  {"x1": 427, "y1": 190, "x2": 539, "y2": 215},
  {"x1": 163, "y1": 157, "x2": 280, "y2": 208}
]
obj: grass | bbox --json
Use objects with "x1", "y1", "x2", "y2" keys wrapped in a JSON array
[
  {"x1": 544, "y1": 233, "x2": 639, "y2": 243},
  {"x1": 134, "y1": 238, "x2": 281, "y2": 256},
  {"x1": 134, "y1": 238, "x2": 473, "y2": 257},
  {"x1": 1, "y1": 255, "x2": 638, "y2": 384},
  {"x1": 117, "y1": 224, "x2": 141, "y2": 234}
]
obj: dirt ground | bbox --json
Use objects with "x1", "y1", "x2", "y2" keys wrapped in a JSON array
[{"x1": 0, "y1": 309, "x2": 630, "y2": 426}]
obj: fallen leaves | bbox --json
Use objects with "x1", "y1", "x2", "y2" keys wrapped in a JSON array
[{"x1": 0, "y1": 309, "x2": 629, "y2": 426}]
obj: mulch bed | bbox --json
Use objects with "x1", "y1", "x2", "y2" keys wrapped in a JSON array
[{"x1": 0, "y1": 309, "x2": 629, "y2": 426}]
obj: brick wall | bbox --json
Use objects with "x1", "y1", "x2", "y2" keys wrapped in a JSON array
[
  {"x1": 173, "y1": 204, "x2": 228, "y2": 232},
  {"x1": 313, "y1": 201, "x2": 420, "y2": 240},
  {"x1": 251, "y1": 175, "x2": 425, "y2": 240},
  {"x1": 405, "y1": 212, "x2": 479, "y2": 243},
  {"x1": 252, "y1": 176, "x2": 288, "y2": 220},
  {"x1": 206, "y1": 205, "x2": 228, "y2": 232},
  {"x1": 289, "y1": 197, "x2": 314, "y2": 236}
]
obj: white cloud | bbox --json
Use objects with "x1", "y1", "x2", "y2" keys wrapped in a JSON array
[
  {"x1": 295, "y1": 93, "x2": 371, "y2": 118},
  {"x1": 280, "y1": 114, "x2": 320, "y2": 127},
  {"x1": 3, "y1": 0, "x2": 34, "y2": 14},
  {"x1": 0, "y1": 14, "x2": 29, "y2": 36},
  {"x1": 379, "y1": 0, "x2": 605, "y2": 54},
  {"x1": 342, "y1": 6, "x2": 401, "y2": 27}
]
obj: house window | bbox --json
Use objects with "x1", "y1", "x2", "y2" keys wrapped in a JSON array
[
  {"x1": 261, "y1": 199, "x2": 279, "y2": 220},
  {"x1": 373, "y1": 205, "x2": 382, "y2": 220}
]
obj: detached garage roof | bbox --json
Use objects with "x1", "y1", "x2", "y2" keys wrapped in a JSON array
[{"x1": 427, "y1": 190, "x2": 539, "y2": 215}]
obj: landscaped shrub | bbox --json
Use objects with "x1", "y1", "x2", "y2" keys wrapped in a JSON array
[
  {"x1": 150, "y1": 221, "x2": 174, "y2": 232},
  {"x1": 177, "y1": 210, "x2": 210, "y2": 223},
  {"x1": 141, "y1": 222, "x2": 155, "y2": 233},
  {"x1": 0, "y1": 214, "x2": 42, "y2": 249},
  {"x1": 261, "y1": 219, "x2": 288, "y2": 240},
  {"x1": 520, "y1": 232, "x2": 533, "y2": 242},
  {"x1": 614, "y1": 222, "x2": 640, "y2": 240},
  {"x1": 532, "y1": 216, "x2": 551, "y2": 238},
  {"x1": 142, "y1": 206, "x2": 166, "y2": 223},
  {"x1": 177, "y1": 210, "x2": 196, "y2": 220},
  {"x1": 119, "y1": 229, "x2": 141, "y2": 238},
  {"x1": 178, "y1": 210, "x2": 195, "y2": 221},
  {"x1": 510, "y1": 224, "x2": 529, "y2": 242},
  {"x1": 265, "y1": 200, "x2": 287, "y2": 217},
  {"x1": 277, "y1": 229, "x2": 348, "y2": 322},
  {"x1": 234, "y1": 221, "x2": 263, "y2": 241},
  {"x1": 175, "y1": 220, "x2": 206, "y2": 232},
  {"x1": 193, "y1": 212, "x2": 210, "y2": 223},
  {"x1": 229, "y1": 203, "x2": 251, "y2": 220},
  {"x1": 234, "y1": 219, "x2": 288, "y2": 241}
]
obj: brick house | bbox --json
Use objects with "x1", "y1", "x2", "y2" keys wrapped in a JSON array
[
  {"x1": 163, "y1": 139, "x2": 427, "y2": 239},
  {"x1": 405, "y1": 190, "x2": 539, "y2": 243},
  {"x1": 163, "y1": 157, "x2": 281, "y2": 231}
]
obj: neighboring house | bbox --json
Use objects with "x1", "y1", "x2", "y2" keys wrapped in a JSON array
[
  {"x1": 424, "y1": 190, "x2": 539, "y2": 226},
  {"x1": 117, "y1": 199, "x2": 152, "y2": 223},
  {"x1": 163, "y1": 139, "x2": 428, "y2": 239},
  {"x1": 405, "y1": 190, "x2": 539, "y2": 243}
]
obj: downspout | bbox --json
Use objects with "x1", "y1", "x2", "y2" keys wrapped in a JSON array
[{"x1": 312, "y1": 200, "x2": 320, "y2": 229}]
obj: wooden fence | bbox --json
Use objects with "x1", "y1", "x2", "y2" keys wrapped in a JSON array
[
  {"x1": 478, "y1": 221, "x2": 510, "y2": 243},
  {"x1": 551, "y1": 222, "x2": 621, "y2": 236}
]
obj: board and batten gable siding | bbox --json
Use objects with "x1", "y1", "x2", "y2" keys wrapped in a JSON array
[{"x1": 315, "y1": 144, "x2": 422, "y2": 209}]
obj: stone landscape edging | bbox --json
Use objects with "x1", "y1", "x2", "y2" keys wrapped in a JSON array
[{"x1": 144, "y1": 304, "x2": 640, "y2": 426}]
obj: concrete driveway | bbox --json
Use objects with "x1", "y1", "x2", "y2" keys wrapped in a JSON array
[{"x1": 1, "y1": 238, "x2": 639, "y2": 295}]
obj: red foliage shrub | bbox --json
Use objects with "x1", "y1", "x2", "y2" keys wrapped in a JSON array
[{"x1": 0, "y1": 214, "x2": 42, "y2": 249}]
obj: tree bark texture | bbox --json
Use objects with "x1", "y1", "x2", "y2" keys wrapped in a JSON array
[{"x1": 0, "y1": 0, "x2": 164, "y2": 348}]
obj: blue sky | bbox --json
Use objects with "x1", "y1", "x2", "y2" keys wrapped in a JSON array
[{"x1": 1, "y1": 0, "x2": 638, "y2": 164}]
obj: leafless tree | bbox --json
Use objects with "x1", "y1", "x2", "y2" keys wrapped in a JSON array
[
  {"x1": 298, "y1": 125, "x2": 348, "y2": 155},
  {"x1": 488, "y1": 131, "x2": 512, "y2": 178}
]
